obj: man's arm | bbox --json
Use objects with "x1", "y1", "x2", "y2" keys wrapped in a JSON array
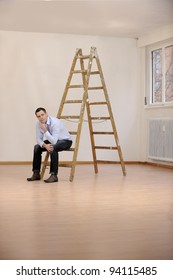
[
  {"x1": 44, "y1": 121, "x2": 60, "y2": 145},
  {"x1": 36, "y1": 123, "x2": 44, "y2": 147},
  {"x1": 36, "y1": 123, "x2": 54, "y2": 152}
]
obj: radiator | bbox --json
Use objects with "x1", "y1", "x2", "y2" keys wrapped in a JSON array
[{"x1": 148, "y1": 119, "x2": 173, "y2": 162}]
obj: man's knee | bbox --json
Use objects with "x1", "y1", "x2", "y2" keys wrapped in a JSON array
[
  {"x1": 34, "y1": 144, "x2": 41, "y2": 153},
  {"x1": 54, "y1": 140, "x2": 72, "y2": 152}
]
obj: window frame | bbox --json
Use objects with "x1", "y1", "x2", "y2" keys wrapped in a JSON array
[{"x1": 145, "y1": 38, "x2": 173, "y2": 108}]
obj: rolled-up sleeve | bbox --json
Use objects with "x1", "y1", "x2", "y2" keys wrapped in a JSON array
[{"x1": 44, "y1": 123, "x2": 60, "y2": 145}]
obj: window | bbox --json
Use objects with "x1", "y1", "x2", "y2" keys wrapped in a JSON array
[{"x1": 146, "y1": 39, "x2": 173, "y2": 106}]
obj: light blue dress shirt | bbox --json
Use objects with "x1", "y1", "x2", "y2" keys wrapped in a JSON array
[{"x1": 36, "y1": 116, "x2": 72, "y2": 147}]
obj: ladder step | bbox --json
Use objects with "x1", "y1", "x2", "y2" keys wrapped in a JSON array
[
  {"x1": 60, "y1": 115, "x2": 80, "y2": 119},
  {"x1": 68, "y1": 85, "x2": 84, "y2": 88},
  {"x1": 64, "y1": 100, "x2": 83, "y2": 104},
  {"x1": 47, "y1": 148, "x2": 74, "y2": 152},
  {"x1": 96, "y1": 160, "x2": 120, "y2": 164},
  {"x1": 93, "y1": 131, "x2": 114, "y2": 135},
  {"x1": 90, "y1": 71, "x2": 100, "y2": 75},
  {"x1": 72, "y1": 70, "x2": 99, "y2": 75},
  {"x1": 69, "y1": 131, "x2": 78, "y2": 135},
  {"x1": 89, "y1": 102, "x2": 107, "y2": 105},
  {"x1": 78, "y1": 55, "x2": 90, "y2": 59},
  {"x1": 91, "y1": 117, "x2": 110, "y2": 120},
  {"x1": 68, "y1": 148, "x2": 75, "y2": 151},
  {"x1": 95, "y1": 146, "x2": 118, "y2": 150},
  {"x1": 88, "y1": 86, "x2": 103, "y2": 90},
  {"x1": 59, "y1": 163, "x2": 73, "y2": 167},
  {"x1": 72, "y1": 70, "x2": 87, "y2": 74}
]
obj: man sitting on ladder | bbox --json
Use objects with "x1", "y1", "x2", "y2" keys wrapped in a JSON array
[{"x1": 27, "y1": 107, "x2": 72, "y2": 183}]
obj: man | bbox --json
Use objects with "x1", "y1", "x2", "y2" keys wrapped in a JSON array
[{"x1": 27, "y1": 107, "x2": 72, "y2": 183}]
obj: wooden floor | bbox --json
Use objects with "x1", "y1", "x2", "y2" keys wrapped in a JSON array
[{"x1": 0, "y1": 164, "x2": 173, "y2": 260}]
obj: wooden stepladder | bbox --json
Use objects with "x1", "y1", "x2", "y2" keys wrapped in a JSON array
[{"x1": 41, "y1": 47, "x2": 126, "y2": 181}]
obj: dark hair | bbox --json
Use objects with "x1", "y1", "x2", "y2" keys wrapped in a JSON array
[{"x1": 35, "y1": 107, "x2": 47, "y2": 115}]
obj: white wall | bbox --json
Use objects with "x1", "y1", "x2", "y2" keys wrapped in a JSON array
[
  {"x1": 0, "y1": 31, "x2": 141, "y2": 162},
  {"x1": 138, "y1": 25, "x2": 173, "y2": 165}
]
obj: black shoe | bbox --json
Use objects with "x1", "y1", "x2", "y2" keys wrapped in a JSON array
[
  {"x1": 27, "y1": 173, "x2": 40, "y2": 181},
  {"x1": 44, "y1": 174, "x2": 58, "y2": 183}
]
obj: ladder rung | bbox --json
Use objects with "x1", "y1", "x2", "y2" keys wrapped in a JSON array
[
  {"x1": 59, "y1": 163, "x2": 73, "y2": 167},
  {"x1": 68, "y1": 85, "x2": 84, "y2": 88},
  {"x1": 60, "y1": 115, "x2": 80, "y2": 119},
  {"x1": 68, "y1": 148, "x2": 75, "y2": 151},
  {"x1": 78, "y1": 55, "x2": 90, "y2": 59},
  {"x1": 90, "y1": 117, "x2": 110, "y2": 120},
  {"x1": 89, "y1": 102, "x2": 107, "y2": 105},
  {"x1": 72, "y1": 70, "x2": 87, "y2": 74},
  {"x1": 96, "y1": 160, "x2": 120, "y2": 164},
  {"x1": 90, "y1": 71, "x2": 100, "y2": 75},
  {"x1": 69, "y1": 131, "x2": 77, "y2": 135},
  {"x1": 72, "y1": 70, "x2": 99, "y2": 75},
  {"x1": 65, "y1": 100, "x2": 82, "y2": 104},
  {"x1": 93, "y1": 132, "x2": 114, "y2": 135},
  {"x1": 95, "y1": 146, "x2": 117, "y2": 150},
  {"x1": 88, "y1": 86, "x2": 103, "y2": 90}
]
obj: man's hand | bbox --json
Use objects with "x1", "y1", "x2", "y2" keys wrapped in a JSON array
[
  {"x1": 43, "y1": 144, "x2": 54, "y2": 152},
  {"x1": 40, "y1": 122, "x2": 47, "y2": 132}
]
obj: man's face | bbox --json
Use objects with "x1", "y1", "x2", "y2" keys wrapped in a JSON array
[{"x1": 36, "y1": 110, "x2": 48, "y2": 124}]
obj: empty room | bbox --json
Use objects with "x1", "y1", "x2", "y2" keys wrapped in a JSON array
[{"x1": 0, "y1": 0, "x2": 173, "y2": 262}]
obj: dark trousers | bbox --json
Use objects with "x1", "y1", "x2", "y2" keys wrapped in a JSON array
[{"x1": 32, "y1": 139, "x2": 72, "y2": 175}]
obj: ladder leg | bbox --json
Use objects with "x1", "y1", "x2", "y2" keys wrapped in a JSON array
[
  {"x1": 40, "y1": 152, "x2": 50, "y2": 179},
  {"x1": 117, "y1": 144, "x2": 126, "y2": 176},
  {"x1": 69, "y1": 163, "x2": 76, "y2": 182},
  {"x1": 80, "y1": 52, "x2": 98, "y2": 174},
  {"x1": 94, "y1": 48, "x2": 126, "y2": 176},
  {"x1": 86, "y1": 102, "x2": 98, "y2": 173},
  {"x1": 69, "y1": 96, "x2": 88, "y2": 181}
]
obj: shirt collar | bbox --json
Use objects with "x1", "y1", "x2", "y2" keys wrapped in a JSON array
[{"x1": 46, "y1": 116, "x2": 51, "y2": 125}]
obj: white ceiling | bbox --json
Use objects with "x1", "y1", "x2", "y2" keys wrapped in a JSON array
[{"x1": 0, "y1": 0, "x2": 173, "y2": 38}]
